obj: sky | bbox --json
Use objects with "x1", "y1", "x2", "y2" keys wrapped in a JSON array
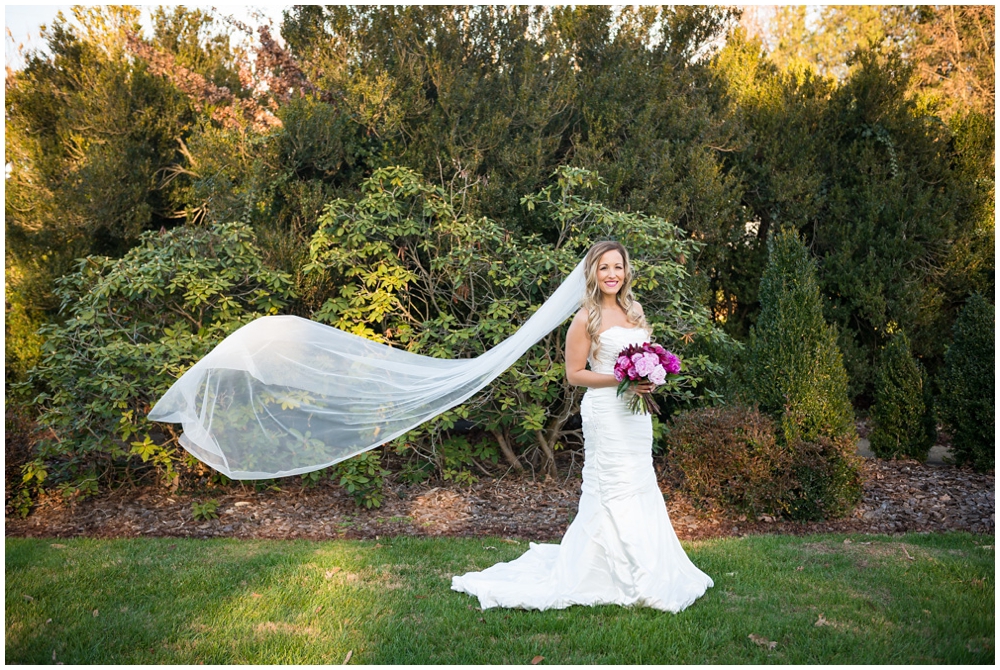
[{"x1": 4, "y1": 4, "x2": 290, "y2": 70}]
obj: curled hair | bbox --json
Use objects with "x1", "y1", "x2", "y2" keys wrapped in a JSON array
[{"x1": 582, "y1": 241, "x2": 650, "y2": 357}]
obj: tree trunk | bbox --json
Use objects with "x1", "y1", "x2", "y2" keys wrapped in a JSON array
[
  {"x1": 534, "y1": 430, "x2": 558, "y2": 479},
  {"x1": 532, "y1": 383, "x2": 582, "y2": 479},
  {"x1": 491, "y1": 428, "x2": 523, "y2": 471}
]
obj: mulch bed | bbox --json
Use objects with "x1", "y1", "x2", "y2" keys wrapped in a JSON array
[{"x1": 6, "y1": 458, "x2": 993, "y2": 542}]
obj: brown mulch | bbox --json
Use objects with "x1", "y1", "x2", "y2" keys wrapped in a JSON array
[{"x1": 5, "y1": 458, "x2": 993, "y2": 542}]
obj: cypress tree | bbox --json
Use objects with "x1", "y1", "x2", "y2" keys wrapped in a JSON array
[
  {"x1": 740, "y1": 227, "x2": 856, "y2": 444},
  {"x1": 738, "y1": 227, "x2": 861, "y2": 520},
  {"x1": 937, "y1": 294, "x2": 995, "y2": 472},
  {"x1": 870, "y1": 330, "x2": 935, "y2": 460}
]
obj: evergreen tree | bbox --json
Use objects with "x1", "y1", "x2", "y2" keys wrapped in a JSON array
[
  {"x1": 937, "y1": 294, "x2": 995, "y2": 472},
  {"x1": 738, "y1": 227, "x2": 861, "y2": 521},
  {"x1": 870, "y1": 329, "x2": 935, "y2": 460},
  {"x1": 4, "y1": 7, "x2": 244, "y2": 386},
  {"x1": 739, "y1": 227, "x2": 856, "y2": 444},
  {"x1": 712, "y1": 26, "x2": 994, "y2": 404}
]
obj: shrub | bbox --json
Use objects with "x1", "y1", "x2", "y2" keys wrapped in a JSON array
[
  {"x1": 305, "y1": 165, "x2": 733, "y2": 479},
  {"x1": 784, "y1": 436, "x2": 864, "y2": 521},
  {"x1": 869, "y1": 330, "x2": 936, "y2": 461},
  {"x1": 23, "y1": 222, "x2": 296, "y2": 497},
  {"x1": 664, "y1": 404, "x2": 863, "y2": 521},
  {"x1": 937, "y1": 294, "x2": 994, "y2": 472},
  {"x1": 334, "y1": 451, "x2": 390, "y2": 509},
  {"x1": 19, "y1": 167, "x2": 734, "y2": 508},
  {"x1": 664, "y1": 405, "x2": 792, "y2": 518},
  {"x1": 191, "y1": 499, "x2": 220, "y2": 521}
]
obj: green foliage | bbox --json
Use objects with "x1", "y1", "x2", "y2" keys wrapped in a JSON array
[
  {"x1": 707, "y1": 28, "x2": 833, "y2": 342},
  {"x1": 56, "y1": 474, "x2": 100, "y2": 502},
  {"x1": 334, "y1": 451, "x2": 390, "y2": 509},
  {"x1": 936, "y1": 295, "x2": 995, "y2": 473},
  {"x1": 281, "y1": 6, "x2": 742, "y2": 235},
  {"x1": 734, "y1": 228, "x2": 860, "y2": 520},
  {"x1": 4, "y1": 266, "x2": 46, "y2": 389},
  {"x1": 191, "y1": 499, "x2": 220, "y2": 521},
  {"x1": 150, "y1": 6, "x2": 247, "y2": 93},
  {"x1": 738, "y1": 227, "x2": 856, "y2": 445},
  {"x1": 869, "y1": 330, "x2": 935, "y2": 460},
  {"x1": 23, "y1": 222, "x2": 295, "y2": 489},
  {"x1": 173, "y1": 97, "x2": 371, "y2": 278},
  {"x1": 765, "y1": 5, "x2": 917, "y2": 81},
  {"x1": 299, "y1": 467, "x2": 332, "y2": 489},
  {"x1": 3, "y1": 6, "x2": 244, "y2": 393},
  {"x1": 6, "y1": 5, "x2": 994, "y2": 505},
  {"x1": 5, "y1": 405, "x2": 39, "y2": 516},
  {"x1": 784, "y1": 435, "x2": 864, "y2": 521},
  {"x1": 813, "y1": 47, "x2": 980, "y2": 398},
  {"x1": 711, "y1": 32, "x2": 994, "y2": 403},
  {"x1": 939, "y1": 108, "x2": 995, "y2": 319},
  {"x1": 8, "y1": 489, "x2": 34, "y2": 519},
  {"x1": 305, "y1": 165, "x2": 732, "y2": 478}
]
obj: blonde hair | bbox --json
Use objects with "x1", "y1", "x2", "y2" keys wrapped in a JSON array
[{"x1": 582, "y1": 241, "x2": 650, "y2": 357}]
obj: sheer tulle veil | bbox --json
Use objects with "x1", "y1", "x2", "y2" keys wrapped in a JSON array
[{"x1": 148, "y1": 259, "x2": 587, "y2": 479}]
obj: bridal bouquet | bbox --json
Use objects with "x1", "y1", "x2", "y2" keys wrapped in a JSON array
[{"x1": 613, "y1": 342, "x2": 681, "y2": 415}]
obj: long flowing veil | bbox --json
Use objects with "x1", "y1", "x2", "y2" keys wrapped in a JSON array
[{"x1": 148, "y1": 259, "x2": 586, "y2": 479}]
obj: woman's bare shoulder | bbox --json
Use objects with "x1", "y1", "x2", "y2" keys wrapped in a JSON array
[{"x1": 568, "y1": 308, "x2": 589, "y2": 335}]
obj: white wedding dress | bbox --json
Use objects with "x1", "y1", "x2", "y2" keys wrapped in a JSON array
[{"x1": 452, "y1": 326, "x2": 714, "y2": 612}]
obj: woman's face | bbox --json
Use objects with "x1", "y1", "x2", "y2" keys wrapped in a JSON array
[{"x1": 596, "y1": 249, "x2": 626, "y2": 299}]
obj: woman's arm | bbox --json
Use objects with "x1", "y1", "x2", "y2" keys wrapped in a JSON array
[{"x1": 565, "y1": 309, "x2": 619, "y2": 389}]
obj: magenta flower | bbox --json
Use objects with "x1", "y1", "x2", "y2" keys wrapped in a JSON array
[{"x1": 663, "y1": 352, "x2": 681, "y2": 374}]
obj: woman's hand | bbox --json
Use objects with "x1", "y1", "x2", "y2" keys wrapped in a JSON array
[{"x1": 635, "y1": 380, "x2": 655, "y2": 395}]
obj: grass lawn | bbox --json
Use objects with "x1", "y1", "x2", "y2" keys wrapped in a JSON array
[{"x1": 5, "y1": 531, "x2": 994, "y2": 664}]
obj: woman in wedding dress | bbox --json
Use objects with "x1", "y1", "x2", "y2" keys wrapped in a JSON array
[{"x1": 452, "y1": 241, "x2": 714, "y2": 612}]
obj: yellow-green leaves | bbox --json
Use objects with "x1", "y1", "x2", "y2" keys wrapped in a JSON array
[{"x1": 25, "y1": 222, "x2": 297, "y2": 502}]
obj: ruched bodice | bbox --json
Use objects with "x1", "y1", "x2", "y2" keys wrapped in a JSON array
[
  {"x1": 452, "y1": 323, "x2": 714, "y2": 612},
  {"x1": 587, "y1": 325, "x2": 649, "y2": 375}
]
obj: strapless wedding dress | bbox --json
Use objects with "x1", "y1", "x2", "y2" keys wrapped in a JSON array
[{"x1": 452, "y1": 326, "x2": 713, "y2": 612}]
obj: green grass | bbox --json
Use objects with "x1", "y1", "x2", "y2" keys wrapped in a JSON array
[{"x1": 5, "y1": 532, "x2": 994, "y2": 664}]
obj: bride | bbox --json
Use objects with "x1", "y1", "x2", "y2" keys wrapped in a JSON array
[{"x1": 452, "y1": 241, "x2": 714, "y2": 612}]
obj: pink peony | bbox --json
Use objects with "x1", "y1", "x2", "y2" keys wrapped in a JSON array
[
  {"x1": 648, "y1": 364, "x2": 667, "y2": 385},
  {"x1": 646, "y1": 352, "x2": 660, "y2": 373},
  {"x1": 614, "y1": 355, "x2": 632, "y2": 381},
  {"x1": 631, "y1": 352, "x2": 658, "y2": 377}
]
